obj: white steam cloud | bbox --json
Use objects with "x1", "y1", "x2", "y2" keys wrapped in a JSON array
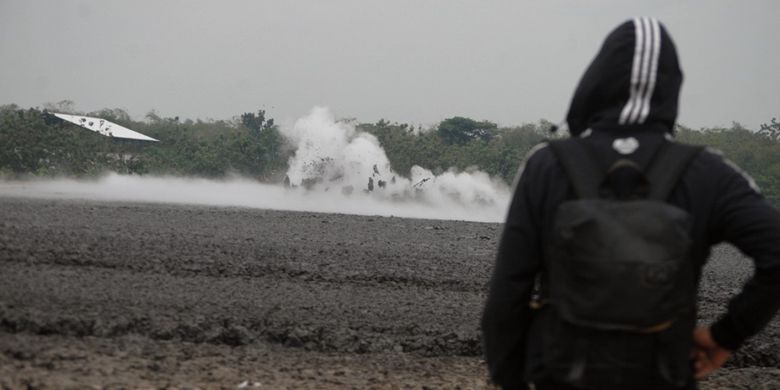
[{"x1": 0, "y1": 107, "x2": 512, "y2": 222}]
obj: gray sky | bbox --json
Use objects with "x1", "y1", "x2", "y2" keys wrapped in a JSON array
[{"x1": 1, "y1": 0, "x2": 777, "y2": 130}]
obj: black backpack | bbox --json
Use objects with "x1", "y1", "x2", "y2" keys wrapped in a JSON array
[{"x1": 536, "y1": 138, "x2": 703, "y2": 390}]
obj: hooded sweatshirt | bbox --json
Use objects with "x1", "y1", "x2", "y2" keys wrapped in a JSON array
[
  {"x1": 566, "y1": 17, "x2": 682, "y2": 136},
  {"x1": 482, "y1": 18, "x2": 780, "y2": 389}
]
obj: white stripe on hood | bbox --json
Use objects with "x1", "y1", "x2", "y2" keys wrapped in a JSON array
[
  {"x1": 638, "y1": 18, "x2": 661, "y2": 124},
  {"x1": 619, "y1": 17, "x2": 662, "y2": 125},
  {"x1": 619, "y1": 17, "x2": 644, "y2": 125}
]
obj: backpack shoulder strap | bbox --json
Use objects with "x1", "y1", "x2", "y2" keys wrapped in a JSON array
[
  {"x1": 548, "y1": 139, "x2": 602, "y2": 199},
  {"x1": 645, "y1": 141, "x2": 704, "y2": 201}
]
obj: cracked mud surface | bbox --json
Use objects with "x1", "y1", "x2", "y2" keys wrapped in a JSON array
[{"x1": 0, "y1": 197, "x2": 777, "y2": 389}]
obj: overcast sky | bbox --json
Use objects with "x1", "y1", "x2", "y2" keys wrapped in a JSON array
[{"x1": 1, "y1": 1, "x2": 777, "y2": 130}]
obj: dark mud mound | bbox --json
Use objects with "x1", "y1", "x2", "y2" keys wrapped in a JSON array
[
  {"x1": 0, "y1": 197, "x2": 777, "y2": 388},
  {"x1": 0, "y1": 198, "x2": 493, "y2": 357}
]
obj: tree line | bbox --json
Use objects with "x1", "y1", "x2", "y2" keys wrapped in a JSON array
[
  {"x1": 0, "y1": 104, "x2": 288, "y2": 181},
  {"x1": 1, "y1": 103, "x2": 779, "y2": 205}
]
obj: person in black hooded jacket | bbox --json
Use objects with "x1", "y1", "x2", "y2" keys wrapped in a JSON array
[{"x1": 481, "y1": 18, "x2": 780, "y2": 389}]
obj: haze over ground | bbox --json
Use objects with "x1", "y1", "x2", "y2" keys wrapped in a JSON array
[
  {"x1": 1, "y1": 1, "x2": 778, "y2": 130},
  {"x1": 0, "y1": 108, "x2": 512, "y2": 222}
]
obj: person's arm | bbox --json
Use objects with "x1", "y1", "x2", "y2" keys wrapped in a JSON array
[
  {"x1": 708, "y1": 155, "x2": 780, "y2": 351},
  {"x1": 692, "y1": 326, "x2": 732, "y2": 379},
  {"x1": 481, "y1": 145, "x2": 548, "y2": 388}
]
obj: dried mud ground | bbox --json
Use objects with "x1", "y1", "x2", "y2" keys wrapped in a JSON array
[{"x1": 0, "y1": 197, "x2": 777, "y2": 389}]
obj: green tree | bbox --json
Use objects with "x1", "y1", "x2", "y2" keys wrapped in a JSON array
[
  {"x1": 240, "y1": 110, "x2": 274, "y2": 134},
  {"x1": 437, "y1": 116, "x2": 498, "y2": 145},
  {"x1": 759, "y1": 118, "x2": 780, "y2": 141}
]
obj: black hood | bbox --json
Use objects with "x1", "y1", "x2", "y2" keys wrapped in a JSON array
[{"x1": 565, "y1": 18, "x2": 683, "y2": 136}]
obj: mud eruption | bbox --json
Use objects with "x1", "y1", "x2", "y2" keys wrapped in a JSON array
[{"x1": 282, "y1": 107, "x2": 507, "y2": 214}]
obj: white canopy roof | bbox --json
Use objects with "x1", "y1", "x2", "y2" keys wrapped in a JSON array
[{"x1": 53, "y1": 113, "x2": 158, "y2": 142}]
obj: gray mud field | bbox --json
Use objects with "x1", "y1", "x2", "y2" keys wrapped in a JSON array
[{"x1": 0, "y1": 197, "x2": 778, "y2": 389}]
